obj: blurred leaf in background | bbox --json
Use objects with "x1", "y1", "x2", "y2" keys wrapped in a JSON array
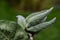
[
  {"x1": 6, "y1": 0, "x2": 53, "y2": 12},
  {"x1": 0, "y1": 0, "x2": 18, "y2": 21}
]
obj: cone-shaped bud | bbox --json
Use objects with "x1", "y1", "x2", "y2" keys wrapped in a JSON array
[
  {"x1": 27, "y1": 17, "x2": 56, "y2": 32},
  {"x1": 26, "y1": 7, "x2": 54, "y2": 24}
]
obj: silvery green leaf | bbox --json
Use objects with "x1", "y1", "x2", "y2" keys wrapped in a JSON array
[
  {"x1": 0, "y1": 28, "x2": 15, "y2": 40},
  {"x1": 0, "y1": 30, "x2": 10, "y2": 40},
  {"x1": 26, "y1": 10, "x2": 48, "y2": 27},
  {"x1": 41, "y1": 16, "x2": 47, "y2": 22},
  {"x1": 26, "y1": 10, "x2": 47, "y2": 21},
  {"x1": 0, "y1": 20, "x2": 16, "y2": 32},
  {"x1": 14, "y1": 28, "x2": 28, "y2": 40},
  {"x1": 29, "y1": 16, "x2": 47, "y2": 27},
  {"x1": 16, "y1": 15, "x2": 27, "y2": 29},
  {"x1": 27, "y1": 17, "x2": 56, "y2": 32},
  {"x1": 26, "y1": 7, "x2": 54, "y2": 24}
]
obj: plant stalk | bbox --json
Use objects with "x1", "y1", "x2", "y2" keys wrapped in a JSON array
[{"x1": 28, "y1": 33, "x2": 33, "y2": 40}]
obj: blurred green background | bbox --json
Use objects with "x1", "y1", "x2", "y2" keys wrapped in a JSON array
[{"x1": 0, "y1": 0, "x2": 60, "y2": 40}]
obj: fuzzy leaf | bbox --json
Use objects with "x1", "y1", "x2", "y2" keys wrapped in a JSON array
[
  {"x1": 0, "y1": 20, "x2": 28, "y2": 40},
  {"x1": 26, "y1": 7, "x2": 54, "y2": 24},
  {"x1": 41, "y1": 16, "x2": 47, "y2": 22},
  {"x1": 26, "y1": 10, "x2": 48, "y2": 27},
  {"x1": 26, "y1": 10, "x2": 47, "y2": 20},
  {"x1": 14, "y1": 28, "x2": 28, "y2": 40},
  {"x1": 0, "y1": 29, "x2": 15, "y2": 40},
  {"x1": 16, "y1": 15, "x2": 27, "y2": 29},
  {"x1": 29, "y1": 16, "x2": 47, "y2": 26},
  {"x1": 27, "y1": 17, "x2": 56, "y2": 32},
  {"x1": 0, "y1": 20, "x2": 16, "y2": 32}
]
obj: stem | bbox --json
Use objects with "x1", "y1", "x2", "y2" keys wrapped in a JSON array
[{"x1": 28, "y1": 33, "x2": 33, "y2": 40}]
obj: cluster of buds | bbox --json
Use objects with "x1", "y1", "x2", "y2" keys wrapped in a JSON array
[{"x1": 16, "y1": 7, "x2": 56, "y2": 40}]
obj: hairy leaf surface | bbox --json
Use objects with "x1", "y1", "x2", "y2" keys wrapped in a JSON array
[{"x1": 27, "y1": 17, "x2": 56, "y2": 32}]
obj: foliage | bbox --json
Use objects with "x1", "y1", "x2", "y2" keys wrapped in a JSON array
[{"x1": 0, "y1": 7, "x2": 56, "y2": 40}]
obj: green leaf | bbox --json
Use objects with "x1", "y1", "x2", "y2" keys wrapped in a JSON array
[
  {"x1": 26, "y1": 10, "x2": 47, "y2": 20},
  {"x1": 26, "y1": 10, "x2": 48, "y2": 27},
  {"x1": 27, "y1": 17, "x2": 56, "y2": 32},
  {"x1": 0, "y1": 31, "x2": 10, "y2": 40},
  {"x1": 0, "y1": 20, "x2": 16, "y2": 32},
  {"x1": 14, "y1": 28, "x2": 28, "y2": 40},
  {"x1": 16, "y1": 15, "x2": 27, "y2": 29},
  {"x1": 26, "y1": 7, "x2": 54, "y2": 24},
  {"x1": 29, "y1": 16, "x2": 47, "y2": 27},
  {"x1": 0, "y1": 20, "x2": 28, "y2": 40},
  {"x1": 0, "y1": 29, "x2": 15, "y2": 40},
  {"x1": 41, "y1": 16, "x2": 47, "y2": 22}
]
